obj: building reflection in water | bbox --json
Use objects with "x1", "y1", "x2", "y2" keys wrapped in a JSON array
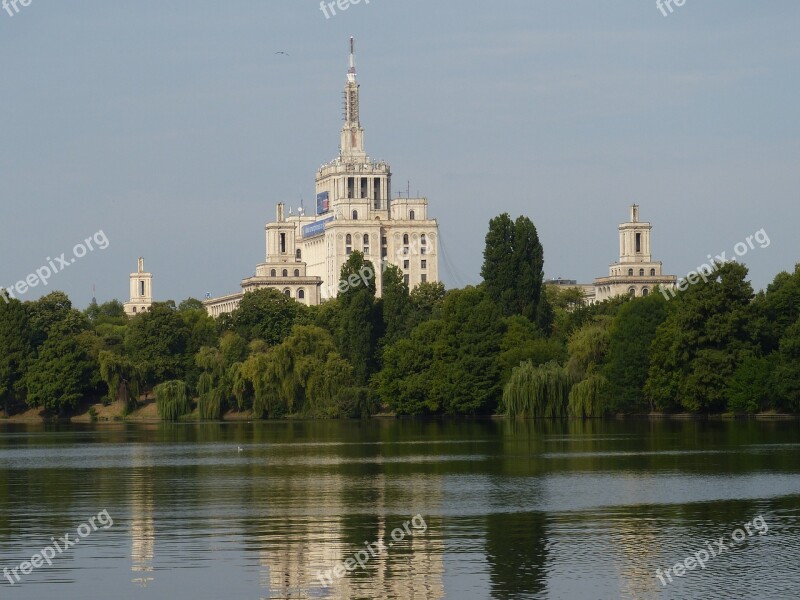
[
  {"x1": 129, "y1": 446, "x2": 155, "y2": 587},
  {"x1": 258, "y1": 471, "x2": 445, "y2": 599}
]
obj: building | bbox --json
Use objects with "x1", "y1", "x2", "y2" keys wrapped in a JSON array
[
  {"x1": 204, "y1": 38, "x2": 439, "y2": 318},
  {"x1": 593, "y1": 204, "x2": 676, "y2": 301},
  {"x1": 123, "y1": 257, "x2": 153, "y2": 317},
  {"x1": 545, "y1": 205, "x2": 675, "y2": 305}
]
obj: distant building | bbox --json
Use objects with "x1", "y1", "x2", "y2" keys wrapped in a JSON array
[
  {"x1": 204, "y1": 38, "x2": 440, "y2": 318},
  {"x1": 593, "y1": 204, "x2": 676, "y2": 301},
  {"x1": 123, "y1": 257, "x2": 153, "y2": 317},
  {"x1": 546, "y1": 205, "x2": 676, "y2": 305}
]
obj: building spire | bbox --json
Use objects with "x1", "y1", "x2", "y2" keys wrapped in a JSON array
[
  {"x1": 348, "y1": 36, "x2": 356, "y2": 82},
  {"x1": 341, "y1": 36, "x2": 365, "y2": 158}
]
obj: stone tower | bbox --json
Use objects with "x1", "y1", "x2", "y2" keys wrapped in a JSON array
[{"x1": 123, "y1": 257, "x2": 153, "y2": 316}]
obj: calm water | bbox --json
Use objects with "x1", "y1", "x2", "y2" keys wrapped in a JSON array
[{"x1": 1, "y1": 419, "x2": 799, "y2": 599}]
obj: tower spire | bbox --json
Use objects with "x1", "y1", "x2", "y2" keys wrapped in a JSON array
[{"x1": 341, "y1": 36, "x2": 365, "y2": 158}]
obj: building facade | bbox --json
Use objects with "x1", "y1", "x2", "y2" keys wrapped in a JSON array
[
  {"x1": 593, "y1": 204, "x2": 676, "y2": 301},
  {"x1": 204, "y1": 38, "x2": 439, "y2": 318},
  {"x1": 123, "y1": 257, "x2": 153, "y2": 317}
]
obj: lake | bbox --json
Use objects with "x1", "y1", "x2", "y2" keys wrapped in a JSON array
[{"x1": 1, "y1": 419, "x2": 799, "y2": 599}]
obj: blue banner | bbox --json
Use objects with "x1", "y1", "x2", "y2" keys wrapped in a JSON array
[
  {"x1": 302, "y1": 216, "x2": 334, "y2": 239},
  {"x1": 317, "y1": 191, "x2": 330, "y2": 215}
]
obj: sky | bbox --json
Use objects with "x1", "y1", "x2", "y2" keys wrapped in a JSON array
[{"x1": 1, "y1": 0, "x2": 798, "y2": 307}]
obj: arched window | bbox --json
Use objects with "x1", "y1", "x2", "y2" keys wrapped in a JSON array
[
  {"x1": 132, "y1": 306, "x2": 137, "y2": 313},
  {"x1": 409, "y1": 210, "x2": 415, "y2": 220},
  {"x1": 642, "y1": 288, "x2": 650, "y2": 297},
  {"x1": 294, "y1": 269, "x2": 300, "y2": 277},
  {"x1": 403, "y1": 234, "x2": 409, "y2": 245},
  {"x1": 639, "y1": 269, "x2": 645, "y2": 277},
  {"x1": 298, "y1": 289, "x2": 305, "y2": 299},
  {"x1": 650, "y1": 268, "x2": 656, "y2": 276},
  {"x1": 270, "y1": 269, "x2": 276, "y2": 277},
  {"x1": 296, "y1": 249, "x2": 301, "y2": 261},
  {"x1": 421, "y1": 234, "x2": 427, "y2": 245},
  {"x1": 363, "y1": 234, "x2": 369, "y2": 245},
  {"x1": 282, "y1": 269, "x2": 288, "y2": 277},
  {"x1": 628, "y1": 268, "x2": 634, "y2": 276},
  {"x1": 352, "y1": 210, "x2": 358, "y2": 220},
  {"x1": 628, "y1": 287, "x2": 636, "y2": 298},
  {"x1": 283, "y1": 289, "x2": 291, "y2": 297},
  {"x1": 346, "y1": 234, "x2": 352, "y2": 245}
]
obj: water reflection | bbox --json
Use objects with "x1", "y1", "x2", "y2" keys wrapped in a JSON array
[{"x1": 0, "y1": 419, "x2": 799, "y2": 599}]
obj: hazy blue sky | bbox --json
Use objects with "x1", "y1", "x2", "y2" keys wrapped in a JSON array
[{"x1": 1, "y1": 0, "x2": 798, "y2": 307}]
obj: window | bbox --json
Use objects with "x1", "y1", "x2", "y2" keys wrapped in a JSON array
[
  {"x1": 352, "y1": 210, "x2": 358, "y2": 220},
  {"x1": 421, "y1": 274, "x2": 427, "y2": 283},
  {"x1": 403, "y1": 260, "x2": 409, "y2": 269},
  {"x1": 404, "y1": 274, "x2": 410, "y2": 285},
  {"x1": 635, "y1": 233, "x2": 641, "y2": 253},
  {"x1": 403, "y1": 234, "x2": 409, "y2": 245},
  {"x1": 283, "y1": 289, "x2": 291, "y2": 297},
  {"x1": 639, "y1": 269, "x2": 645, "y2": 277},
  {"x1": 282, "y1": 269, "x2": 288, "y2": 277},
  {"x1": 628, "y1": 269, "x2": 634, "y2": 276},
  {"x1": 298, "y1": 289, "x2": 305, "y2": 299},
  {"x1": 421, "y1": 234, "x2": 427, "y2": 246},
  {"x1": 363, "y1": 234, "x2": 369, "y2": 245},
  {"x1": 133, "y1": 306, "x2": 137, "y2": 313},
  {"x1": 421, "y1": 260, "x2": 427, "y2": 269},
  {"x1": 271, "y1": 269, "x2": 276, "y2": 277},
  {"x1": 140, "y1": 280, "x2": 145, "y2": 296},
  {"x1": 650, "y1": 268, "x2": 656, "y2": 276},
  {"x1": 642, "y1": 288, "x2": 649, "y2": 297},
  {"x1": 628, "y1": 287, "x2": 636, "y2": 298},
  {"x1": 409, "y1": 210, "x2": 415, "y2": 220},
  {"x1": 296, "y1": 249, "x2": 301, "y2": 261},
  {"x1": 346, "y1": 234, "x2": 352, "y2": 245},
  {"x1": 280, "y1": 233, "x2": 286, "y2": 254},
  {"x1": 421, "y1": 247, "x2": 427, "y2": 255},
  {"x1": 347, "y1": 177, "x2": 355, "y2": 198},
  {"x1": 294, "y1": 269, "x2": 300, "y2": 277}
]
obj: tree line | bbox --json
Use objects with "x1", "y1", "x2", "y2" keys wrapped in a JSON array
[{"x1": 1, "y1": 213, "x2": 798, "y2": 419}]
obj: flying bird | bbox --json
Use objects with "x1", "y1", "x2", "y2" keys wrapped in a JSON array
[{"x1": 275, "y1": 51, "x2": 290, "y2": 56}]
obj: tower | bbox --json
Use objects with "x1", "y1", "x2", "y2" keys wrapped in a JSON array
[
  {"x1": 123, "y1": 257, "x2": 153, "y2": 316},
  {"x1": 593, "y1": 205, "x2": 676, "y2": 301}
]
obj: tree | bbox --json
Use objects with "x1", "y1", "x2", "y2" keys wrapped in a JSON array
[
  {"x1": 335, "y1": 252, "x2": 380, "y2": 384},
  {"x1": 481, "y1": 214, "x2": 545, "y2": 321},
  {"x1": 25, "y1": 312, "x2": 97, "y2": 414},
  {"x1": 229, "y1": 288, "x2": 303, "y2": 344},
  {"x1": 0, "y1": 298, "x2": 33, "y2": 414},
  {"x1": 125, "y1": 301, "x2": 190, "y2": 386},
  {"x1": 604, "y1": 294, "x2": 668, "y2": 413},
  {"x1": 380, "y1": 264, "x2": 414, "y2": 348},
  {"x1": 25, "y1": 291, "x2": 73, "y2": 348},
  {"x1": 645, "y1": 262, "x2": 756, "y2": 412}
]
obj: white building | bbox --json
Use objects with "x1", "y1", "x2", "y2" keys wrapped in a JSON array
[
  {"x1": 123, "y1": 257, "x2": 153, "y2": 316},
  {"x1": 204, "y1": 38, "x2": 439, "y2": 318},
  {"x1": 545, "y1": 205, "x2": 676, "y2": 304},
  {"x1": 593, "y1": 204, "x2": 676, "y2": 301}
]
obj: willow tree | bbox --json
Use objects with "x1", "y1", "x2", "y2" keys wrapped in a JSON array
[
  {"x1": 99, "y1": 351, "x2": 143, "y2": 408},
  {"x1": 502, "y1": 361, "x2": 575, "y2": 418},
  {"x1": 154, "y1": 380, "x2": 191, "y2": 421},
  {"x1": 568, "y1": 373, "x2": 609, "y2": 418}
]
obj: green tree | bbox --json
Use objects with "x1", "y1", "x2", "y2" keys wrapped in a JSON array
[
  {"x1": 335, "y1": 252, "x2": 380, "y2": 384},
  {"x1": 125, "y1": 301, "x2": 190, "y2": 386},
  {"x1": 645, "y1": 262, "x2": 756, "y2": 412},
  {"x1": 25, "y1": 312, "x2": 97, "y2": 414},
  {"x1": 229, "y1": 288, "x2": 303, "y2": 344},
  {"x1": 380, "y1": 264, "x2": 414, "y2": 348},
  {"x1": 481, "y1": 214, "x2": 545, "y2": 321},
  {"x1": 604, "y1": 294, "x2": 668, "y2": 412},
  {"x1": 0, "y1": 298, "x2": 33, "y2": 414}
]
